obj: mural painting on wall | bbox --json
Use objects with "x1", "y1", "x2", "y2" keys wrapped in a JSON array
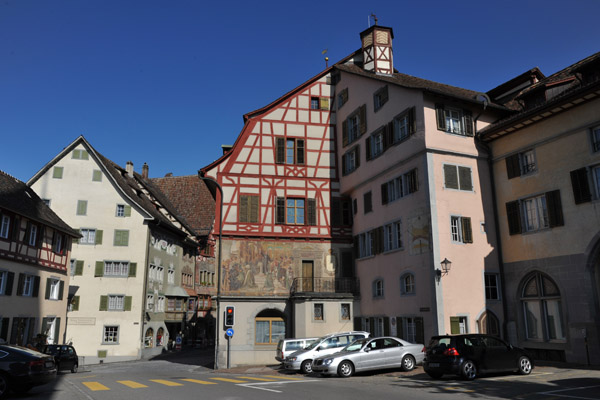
[
  {"x1": 408, "y1": 214, "x2": 431, "y2": 255},
  {"x1": 196, "y1": 255, "x2": 215, "y2": 273},
  {"x1": 220, "y1": 240, "x2": 330, "y2": 296},
  {"x1": 151, "y1": 234, "x2": 178, "y2": 256}
]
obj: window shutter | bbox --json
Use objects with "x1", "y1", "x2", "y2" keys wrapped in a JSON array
[
  {"x1": 319, "y1": 98, "x2": 329, "y2": 110},
  {"x1": 354, "y1": 145, "x2": 360, "y2": 168},
  {"x1": 461, "y1": 217, "x2": 473, "y2": 243},
  {"x1": 443, "y1": 165, "x2": 458, "y2": 189},
  {"x1": 5, "y1": 272, "x2": 14, "y2": 295},
  {"x1": 17, "y1": 273, "x2": 24, "y2": 296},
  {"x1": 506, "y1": 201, "x2": 522, "y2": 235},
  {"x1": 95, "y1": 230, "x2": 103, "y2": 245},
  {"x1": 58, "y1": 280, "x2": 64, "y2": 300},
  {"x1": 450, "y1": 316, "x2": 460, "y2": 334},
  {"x1": 250, "y1": 195, "x2": 259, "y2": 223},
  {"x1": 95, "y1": 261, "x2": 104, "y2": 277},
  {"x1": 124, "y1": 205, "x2": 132, "y2": 217},
  {"x1": 124, "y1": 296, "x2": 132, "y2": 311},
  {"x1": 239, "y1": 195, "x2": 249, "y2": 223},
  {"x1": 52, "y1": 167, "x2": 63, "y2": 179},
  {"x1": 99, "y1": 295, "x2": 108, "y2": 311},
  {"x1": 71, "y1": 296, "x2": 80, "y2": 311},
  {"x1": 397, "y1": 317, "x2": 405, "y2": 340},
  {"x1": 409, "y1": 107, "x2": 416, "y2": 134},
  {"x1": 77, "y1": 200, "x2": 87, "y2": 215},
  {"x1": 11, "y1": 217, "x2": 20, "y2": 241},
  {"x1": 570, "y1": 168, "x2": 592, "y2": 204},
  {"x1": 435, "y1": 104, "x2": 446, "y2": 131},
  {"x1": 276, "y1": 197, "x2": 285, "y2": 224},
  {"x1": 33, "y1": 276, "x2": 40, "y2": 297},
  {"x1": 128, "y1": 263, "x2": 137, "y2": 277},
  {"x1": 342, "y1": 120, "x2": 349, "y2": 146},
  {"x1": 92, "y1": 169, "x2": 102, "y2": 182},
  {"x1": 331, "y1": 198, "x2": 341, "y2": 226},
  {"x1": 506, "y1": 154, "x2": 521, "y2": 179},
  {"x1": 307, "y1": 199, "x2": 317, "y2": 226},
  {"x1": 386, "y1": 121, "x2": 394, "y2": 148},
  {"x1": 45, "y1": 278, "x2": 51, "y2": 299},
  {"x1": 275, "y1": 137, "x2": 285, "y2": 164},
  {"x1": 383, "y1": 317, "x2": 390, "y2": 336},
  {"x1": 341, "y1": 154, "x2": 347, "y2": 175},
  {"x1": 358, "y1": 104, "x2": 367, "y2": 135},
  {"x1": 463, "y1": 110, "x2": 474, "y2": 136},
  {"x1": 376, "y1": 226, "x2": 384, "y2": 254},
  {"x1": 365, "y1": 136, "x2": 372, "y2": 160},
  {"x1": 353, "y1": 317, "x2": 361, "y2": 331},
  {"x1": 415, "y1": 317, "x2": 424, "y2": 345},
  {"x1": 75, "y1": 260, "x2": 84, "y2": 276},
  {"x1": 381, "y1": 183, "x2": 388, "y2": 205},
  {"x1": 297, "y1": 139, "x2": 305, "y2": 164},
  {"x1": 546, "y1": 190, "x2": 564, "y2": 227},
  {"x1": 458, "y1": 166, "x2": 473, "y2": 191}
]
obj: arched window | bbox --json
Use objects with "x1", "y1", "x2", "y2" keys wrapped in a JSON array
[
  {"x1": 156, "y1": 327, "x2": 164, "y2": 346},
  {"x1": 144, "y1": 328, "x2": 154, "y2": 348},
  {"x1": 400, "y1": 273, "x2": 415, "y2": 295},
  {"x1": 255, "y1": 309, "x2": 285, "y2": 345},
  {"x1": 521, "y1": 272, "x2": 565, "y2": 341},
  {"x1": 478, "y1": 310, "x2": 500, "y2": 336},
  {"x1": 373, "y1": 279, "x2": 384, "y2": 298}
]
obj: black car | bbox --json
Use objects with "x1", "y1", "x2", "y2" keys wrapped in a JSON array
[
  {"x1": 43, "y1": 344, "x2": 79, "y2": 373},
  {"x1": 423, "y1": 334, "x2": 533, "y2": 380},
  {"x1": 0, "y1": 344, "x2": 57, "y2": 398}
]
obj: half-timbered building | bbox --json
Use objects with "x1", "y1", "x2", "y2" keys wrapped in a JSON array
[{"x1": 0, "y1": 170, "x2": 79, "y2": 346}]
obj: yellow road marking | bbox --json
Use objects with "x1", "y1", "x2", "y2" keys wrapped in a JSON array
[
  {"x1": 149, "y1": 379, "x2": 183, "y2": 386},
  {"x1": 237, "y1": 376, "x2": 278, "y2": 382},
  {"x1": 210, "y1": 377, "x2": 249, "y2": 383},
  {"x1": 118, "y1": 380, "x2": 148, "y2": 388},
  {"x1": 262, "y1": 375, "x2": 305, "y2": 380},
  {"x1": 180, "y1": 379, "x2": 218, "y2": 385},
  {"x1": 82, "y1": 382, "x2": 110, "y2": 391}
]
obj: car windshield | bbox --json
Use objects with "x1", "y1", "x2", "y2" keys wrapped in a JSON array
[
  {"x1": 341, "y1": 338, "x2": 367, "y2": 352},
  {"x1": 44, "y1": 346, "x2": 60, "y2": 355},
  {"x1": 305, "y1": 337, "x2": 328, "y2": 350}
]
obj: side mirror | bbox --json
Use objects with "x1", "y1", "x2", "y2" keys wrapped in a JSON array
[
  {"x1": 316, "y1": 346, "x2": 321, "y2": 352},
  {"x1": 364, "y1": 347, "x2": 371, "y2": 353}
]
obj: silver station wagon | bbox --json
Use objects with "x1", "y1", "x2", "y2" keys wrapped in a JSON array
[{"x1": 312, "y1": 336, "x2": 426, "y2": 377}]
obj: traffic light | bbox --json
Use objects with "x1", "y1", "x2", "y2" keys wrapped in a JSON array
[{"x1": 225, "y1": 306, "x2": 235, "y2": 327}]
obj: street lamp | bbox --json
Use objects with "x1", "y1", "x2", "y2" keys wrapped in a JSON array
[
  {"x1": 198, "y1": 171, "x2": 223, "y2": 370},
  {"x1": 436, "y1": 258, "x2": 452, "y2": 281}
]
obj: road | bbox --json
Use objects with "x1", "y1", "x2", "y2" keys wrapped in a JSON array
[{"x1": 13, "y1": 352, "x2": 600, "y2": 400}]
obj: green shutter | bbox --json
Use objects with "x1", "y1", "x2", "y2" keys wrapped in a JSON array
[
  {"x1": 307, "y1": 199, "x2": 317, "y2": 226},
  {"x1": 75, "y1": 260, "x2": 84, "y2": 276},
  {"x1": 53, "y1": 167, "x2": 63, "y2": 179},
  {"x1": 450, "y1": 316, "x2": 460, "y2": 334},
  {"x1": 99, "y1": 295, "x2": 108, "y2": 311},
  {"x1": 381, "y1": 183, "x2": 388, "y2": 205},
  {"x1": 77, "y1": 200, "x2": 87, "y2": 215},
  {"x1": 463, "y1": 110, "x2": 474, "y2": 136},
  {"x1": 124, "y1": 205, "x2": 132, "y2": 217},
  {"x1": 95, "y1": 261, "x2": 104, "y2": 277},
  {"x1": 319, "y1": 97, "x2": 329, "y2": 110},
  {"x1": 124, "y1": 296, "x2": 132, "y2": 311},
  {"x1": 409, "y1": 107, "x2": 416, "y2": 134},
  {"x1": 342, "y1": 119, "x2": 349, "y2": 146},
  {"x1": 95, "y1": 230, "x2": 103, "y2": 245},
  {"x1": 114, "y1": 230, "x2": 129, "y2": 246},
  {"x1": 128, "y1": 263, "x2": 137, "y2": 277},
  {"x1": 45, "y1": 278, "x2": 51, "y2": 299},
  {"x1": 71, "y1": 296, "x2": 80, "y2": 311},
  {"x1": 92, "y1": 170, "x2": 102, "y2": 182},
  {"x1": 58, "y1": 280, "x2": 64, "y2": 300},
  {"x1": 444, "y1": 165, "x2": 458, "y2": 189},
  {"x1": 81, "y1": 150, "x2": 89, "y2": 160},
  {"x1": 72, "y1": 149, "x2": 80, "y2": 159}
]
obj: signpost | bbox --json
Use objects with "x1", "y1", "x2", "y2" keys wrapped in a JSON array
[{"x1": 225, "y1": 328, "x2": 234, "y2": 369}]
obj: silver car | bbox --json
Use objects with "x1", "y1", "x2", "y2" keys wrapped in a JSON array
[{"x1": 312, "y1": 336, "x2": 426, "y2": 377}]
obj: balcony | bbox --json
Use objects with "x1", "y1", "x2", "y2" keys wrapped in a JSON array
[{"x1": 290, "y1": 277, "x2": 359, "y2": 296}]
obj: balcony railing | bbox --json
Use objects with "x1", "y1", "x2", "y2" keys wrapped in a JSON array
[{"x1": 290, "y1": 277, "x2": 360, "y2": 296}]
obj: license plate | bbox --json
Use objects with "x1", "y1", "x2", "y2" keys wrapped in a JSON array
[
  {"x1": 45, "y1": 361, "x2": 54, "y2": 368},
  {"x1": 428, "y1": 363, "x2": 440, "y2": 367}
]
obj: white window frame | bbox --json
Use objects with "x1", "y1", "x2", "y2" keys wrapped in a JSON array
[
  {"x1": 343, "y1": 148, "x2": 358, "y2": 175},
  {"x1": 168, "y1": 267, "x2": 175, "y2": 284},
  {"x1": 157, "y1": 296, "x2": 165, "y2": 312},
  {"x1": 104, "y1": 261, "x2": 129, "y2": 277},
  {"x1": 394, "y1": 113, "x2": 410, "y2": 142},
  {"x1": 0, "y1": 215, "x2": 10, "y2": 239},
  {"x1": 373, "y1": 279, "x2": 384, "y2": 298},
  {"x1": 157, "y1": 266, "x2": 164, "y2": 282},
  {"x1": 369, "y1": 130, "x2": 384, "y2": 159},
  {"x1": 22, "y1": 274, "x2": 34, "y2": 296},
  {"x1": 444, "y1": 108, "x2": 463, "y2": 134},
  {"x1": 520, "y1": 150, "x2": 537, "y2": 175},
  {"x1": 49, "y1": 278, "x2": 60, "y2": 300},
  {"x1": 116, "y1": 204, "x2": 125, "y2": 217},
  {"x1": 373, "y1": 317, "x2": 384, "y2": 337},
  {"x1": 401, "y1": 273, "x2": 415, "y2": 295},
  {"x1": 103, "y1": 325, "x2": 119, "y2": 344},
  {"x1": 28, "y1": 225, "x2": 37, "y2": 246},
  {"x1": 384, "y1": 220, "x2": 402, "y2": 252},
  {"x1": 347, "y1": 113, "x2": 360, "y2": 143},
  {"x1": 0, "y1": 270, "x2": 7, "y2": 295},
  {"x1": 108, "y1": 294, "x2": 125, "y2": 311},
  {"x1": 451, "y1": 216, "x2": 463, "y2": 243},
  {"x1": 79, "y1": 228, "x2": 96, "y2": 245},
  {"x1": 358, "y1": 231, "x2": 373, "y2": 258},
  {"x1": 522, "y1": 194, "x2": 549, "y2": 232},
  {"x1": 146, "y1": 294, "x2": 154, "y2": 311},
  {"x1": 403, "y1": 317, "x2": 417, "y2": 343}
]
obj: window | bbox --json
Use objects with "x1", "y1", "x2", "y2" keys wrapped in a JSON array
[
  {"x1": 0, "y1": 215, "x2": 10, "y2": 239},
  {"x1": 79, "y1": 228, "x2": 98, "y2": 245},
  {"x1": 275, "y1": 197, "x2": 316, "y2": 225},
  {"x1": 341, "y1": 304, "x2": 351, "y2": 320},
  {"x1": 342, "y1": 105, "x2": 367, "y2": 146},
  {"x1": 275, "y1": 137, "x2": 305, "y2": 165},
  {"x1": 485, "y1": 273, "x2": 500, "y2": 300},
  {"x1": 239, "y1": 195, "x2": 259, "y2": 223},
  {"x1": 401, "y1": 273, "x2": 415, "y2": 295},
  {"x1": 363, "y1": 191, "x2": 372, "y2": 214},
  {"x1": 366, "y1": 128, "x2": 384, "y2": 160},
  {"x1": 52, "y1": 167, "x2": 63, "y2": 179},
  {"x1": 72, "y1": 149, "x2": 89, "y2": 159},
  {"x1": 108, "y1": 295, "x2": 125, "y2": 310},
  {"x1": 443, "y1": 164, "x2": 473, "y2": 191},
  {"x1": 103, "y1": 326, "x2": 119, "y2": 344},
  {"x1": 506, "y1": 149, "x2": 537, "y2": 179},
  {"x1": 342, "y1": 145, "x2": 360, "y2": 175},
  {"x1": 144, "y1": 327, "x2": 154, "y2": 348},
  {"x1": 20, "y1": 274, "x2": 35, "y2": 297},
  {"x1": 116, "y1": 204, "x2": 125, "y2": 217},
  {"x1": 46, "y1": 278, "x2": 62, "y2": 300},
  {"x1": 0, "y1": 270, "x2": 12, "y2": 295},
  {"x1": 399, "y1": 317, "x2": 423, "y2": 343},
  {"x1": 478, "y1": 311, "x2": 500, "y2": 336},
  {"x1": 157, "y1": 266, "x2": 164, "y2": 282},
  {"x1": 451, "y1": 216, "x2": 473, "y2": 243},
  {"x1": 314, "y1": 304, "x2": 324, "y2": 321},
  {"x1": 358, "y1": 231, "x2": 373, "y2": 258},
  {"x1": 156, "y1": 296, "x2": 165, "y2": 312},
  {"x1": 102, "y1": 261, "x2": 130, "y2": 277},
  {"x1": 337, "y1": 88, "x2": 348, "y2": 110},
  {"x1": 435, "y1": 104, "x2": 473, "y2": 136},
  {"x1": 42, "y1": 199, "x2": 51, "y2": 207},
  {"x1": 373, "y1": 86, "x2": 388, "y2": 111},
  {"x1": 168, "y1": 267, "x2": 174, "y2": 284},
  {"x1": 506, "y1": 190, "x2": 563, "y2": 235},
  {"x1": 373, "y1": 279, "x2": 384, "y2": 298},
  {"x1": 147, "y1": 294, "x2": 154, "y2": 311},
  {"x1": 310, "y1": 96, "x2": 329, "y2": 110},
  {"x1": 521, "y1": 272, "x2": 565, "y2": 341},
  {"x1": 287, "y1": 198, "x2": 304, "y2": 224},
  {"x1": 76, "y1": 200, "x2": 87, "y2": 216},
  {"x1": 113, "y1": 230, "x2": 129, "y2": 246},
  {"x1": 381, "y1": 169, "x2": 419, "y2": 204},
  {"x1": 69, "y1": 295, "x2": 80, "y2": 311},
  {"x1": 392, "y1": 107, "x2": 416, "y2": 143},
  {"x1": 570, "y1": 166, "x2": 600, "y2": 204},
  {"x1": 92, "y1": 169, "x2": 102, "y2": 182},
  {"x1": 384, "y1": 220, "x2": 402, "y2": 252},
  {"x1": 330, "y1": 197, "x2": 352, "y2": 226},
  {"x1": 450, "y1": 316, "x2": 468, "y2": 334},
  {"x1": 27, "y1": 224, "x2": 37, "y2": 246},
  {"x1": 52, "y1": 232, "x2": 64, "y2": 254},
  {"x1": 255, "y1": 317, "x2": 285, "y2": 345},
  {"x1": 591, "y1": 125, "x2": 600, "y2": 152},
  {"x1": 373, "y1": 318, "x2": 385, "y2": 337}
]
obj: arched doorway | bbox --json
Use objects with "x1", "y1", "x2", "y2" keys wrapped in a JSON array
[
  {"x1": 520, "y1": 272, "x2": 565, "y2": 341},
  {"x1": 478, "y1": 310, "x2": 500, "y2": 336}
]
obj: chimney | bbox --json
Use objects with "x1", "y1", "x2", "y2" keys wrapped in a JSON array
[
  {"x1": 126, "y1": 161, "x2": 134, "y2": 177},
  {"x1": 221, "y1": 144, "x2": 233, "y2": 155},
  {"x1": 360, "y1": 25, "x2": 394, "y2": 75},
  {"x1": 142, "y1": 162, "x2": 149, "y2": 179}
]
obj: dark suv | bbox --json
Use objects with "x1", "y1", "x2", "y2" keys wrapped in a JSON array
[
  {"x1": 423, "y1": 334, "x2": 533, "y2": 380},
  {"x1": 43, "y1": 345, "x2": 78, "y2": 373}
]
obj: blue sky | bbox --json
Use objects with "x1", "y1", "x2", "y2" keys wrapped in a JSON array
[{"x1": 1, "y1": 0, "x2": 599, "y2": 182}]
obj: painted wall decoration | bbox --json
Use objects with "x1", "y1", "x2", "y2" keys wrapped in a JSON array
[
  {"x1": 151, "y1": 233, "x2": 178, "y2": 256},
  {"x1": 408, "y1": 214, "x2": 431, "y2": 255},
  {"x1": 220, "y1": 240, "x2": 334, "y2": 296}
]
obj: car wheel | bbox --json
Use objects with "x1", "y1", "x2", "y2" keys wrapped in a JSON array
[
  {"x1": 401, "y1": 355, "x2": 416, "y2": 371},
  {"x1": 337, "y1": 361, "x2": 354, "y2": 378},
  {"x1": 71, "y1": 363, "x2": 78, "y2": 373},
  {"x1": 426, "y1": 370, "x2": 443, "y2": 379},
  {"x1": 0, "y1": 373, "x2": 9, "y2": 399},
  {"x1": 518, "y1": 356, "x2": 532, "y2": 375},
  {"x1": 300, "y1": 360, "x2": 313, "y2": 374},
  {"x1": 461, "y1": 360, "x2": 477, "y2": 380}
]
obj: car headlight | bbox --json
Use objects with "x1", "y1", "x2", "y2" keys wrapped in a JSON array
[{"x1": 323, "y1": 358, "x2": 333, "y2": 366}]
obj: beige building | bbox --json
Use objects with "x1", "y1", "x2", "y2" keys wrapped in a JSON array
[
  {"x1": 0, "y1": 170, "x2": 79, "y2": 347},
  {"x1": 480, "y1": 52, "x2": 600, "y2": 364}
]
